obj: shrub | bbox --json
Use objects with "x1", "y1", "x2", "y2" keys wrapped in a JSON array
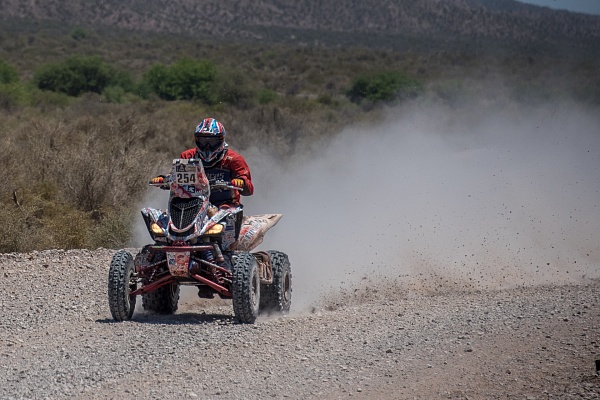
[
  {"x1": 87, "y1": 209, "x2": 135, "y2": 249},
  {"x1": 70, "y1": 27, "x2": 88, "y2": 41},
  {"x1": 0, "y1": 198, "x2": 48, "y2": 253},
  {"x1": 0, "y1": 189, "x2": 133, "y2": 251},
  {"x1": 142, "y1": 58, "x2": 217, "y2": 103},
  {"x1": 0, "y1": 82, "x2": 28, "y2": 112},
  {"x1": 102, "y1": 85, "x2": 126, "y2": 103},
  {"x1": 347, "y1": 71, "x2": 422, "y2": 103},
  {"x1": 0, "y1": 112, "x2": 159, "y2": 251},
  {"x1": 214, "y1": 67, "x2": 256, "y2": 108},
  {"x1": 317, "y1": 94, "x2": 334, "y2": 105},
  {"x1": 33, "y1": 55, "x2": 133, "y2": 97},
  {"x1": 0, "y1": 59, "x2": 18, "y2": 84},
  {"x1": 258, "y1": 89, "x2": 278, "y2": 104},
  {"x1": 28, "y1": 87, "x2": 73, "y2": 110}
]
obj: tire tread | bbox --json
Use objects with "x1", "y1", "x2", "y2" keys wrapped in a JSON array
[
  {"x1": 231, "y1": 252, "x2": 260, "y2": 323},
  {"x1": 259, "y1": 251, "x2": 292, "y2": 315},
  {"x1": 107, "y1": 250, "x2": 136, "y2": 321}
]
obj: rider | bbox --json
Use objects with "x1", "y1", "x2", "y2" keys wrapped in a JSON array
[
  {"x1": 152, "y1": 117, "x2": 254, "y2": 237},
  {"x1": 184, "y1": 118, "x2": 253, "y2": 205}
]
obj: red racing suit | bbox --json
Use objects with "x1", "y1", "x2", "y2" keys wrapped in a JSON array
[{"x1": 179, "y1": 147, "x2": 254, "y2": 206}]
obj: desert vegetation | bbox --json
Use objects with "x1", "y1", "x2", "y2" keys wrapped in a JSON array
[
  {"x1": 1, "y1": 0, "x2": 600, "y2": 45},
  {"x1": 0, "y1": 22, "x2": 598, "y2": 253}
]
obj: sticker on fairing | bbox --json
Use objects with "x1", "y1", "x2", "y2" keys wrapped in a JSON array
[
  {"x1": 231, "y1": 214, "x2": 283, "y2": 252},
  {"x1": 167, "y1": 252, "x2": 190, "y2": 277}
]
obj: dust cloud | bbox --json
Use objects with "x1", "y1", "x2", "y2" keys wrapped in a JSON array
[{"x1": 243, "y1": 100, "x2": 600, "y2": 311}]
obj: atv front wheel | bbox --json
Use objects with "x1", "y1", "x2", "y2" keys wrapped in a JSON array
[
  {"x1": 142, "y1": 283, "x2": 180, "y2": 314},
  {"x1": 108, "y1": 250, "x2": 137, "y2": 321},
  {"x1": 260, "y1": 251, "x2": 292, "y2": 315},
  {"x1": 231, "y1": 252, "x2": 260, "y2": 323}
]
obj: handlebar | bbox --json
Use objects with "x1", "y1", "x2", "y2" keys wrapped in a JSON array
[
  {"x1": 211, "y1": 180, "x2": 242, "y2": 191},
  {"x1": 148, "y1": 178, "x2": 240, "y2": 191}
]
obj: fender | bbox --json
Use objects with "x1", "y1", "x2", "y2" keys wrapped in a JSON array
[
  {"x1": 230, "y1": 214, "x2": 283, "y2": 252},
  {"x1": 199, "y1": 205, "x2": 243, "y2": 235}
]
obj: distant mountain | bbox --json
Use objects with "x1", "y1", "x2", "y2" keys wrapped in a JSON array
[{"x1": 1, "y1": 0, "x2": 599, "y2": 47}]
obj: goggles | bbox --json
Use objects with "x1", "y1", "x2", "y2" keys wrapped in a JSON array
[{"x1": 195, "y1": 135, "x2": 223, "y2": 151}]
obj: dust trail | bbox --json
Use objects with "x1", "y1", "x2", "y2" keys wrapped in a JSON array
[
  {"x1": 243, "y1": 100, "x2": 600, "y2": 311},
  {"x1": 131, "y1": 186, "x2": 170, "y2": 248}
]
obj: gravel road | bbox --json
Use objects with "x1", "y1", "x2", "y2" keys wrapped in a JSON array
[{"x1": 1, "y1": 249, "x2": 598, "y2": 399}]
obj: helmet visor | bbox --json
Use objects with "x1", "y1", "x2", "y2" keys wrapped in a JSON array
[{"x1": 195, "y1": 135, "x2": 223, "y2": 151}]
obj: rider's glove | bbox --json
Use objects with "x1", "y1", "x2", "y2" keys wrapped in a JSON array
[
  {"x1": 151, "y1": 176, "x2": 165, "y2": 184},
  {"x1": 231, "y1": 178, "x2": 245, "y2": 189}
]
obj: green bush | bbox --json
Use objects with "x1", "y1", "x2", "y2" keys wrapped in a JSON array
[
  {"x1": 347, "y1": 71, "x2": 421, "y2": 103},
  {"x1": 142, "y1": 58, "x2": 217, "y2": 103},
  {"x1": 70, "y1": 27, "x2": 88, "y2": 41},
  {"x1": 258, "y1": 89, "x2": 278, "y2": 104},
  {"x1": 102, "y1": 85, "x2": 126, "y2": 103},
  {"x1": 0, "y1": 82, "x2": 28, "y2": 111},
  {"x1": 28, "y1": 87, "x2": 73, "y2": 110},
  {"x1": 0, "y1": 59, "x2": 18, "y2": 84},
  {"x1": 33, "y1": 55, "x2": 133, "y2": 97}
]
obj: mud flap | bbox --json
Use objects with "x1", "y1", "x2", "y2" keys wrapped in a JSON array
[{"x1": 253, "y1": 251, "x2": 273, "y2": 284}]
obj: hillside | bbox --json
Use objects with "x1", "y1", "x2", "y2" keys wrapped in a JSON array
[{"x1": 1, "y1": 0, "x2": 599, "y2": 49}]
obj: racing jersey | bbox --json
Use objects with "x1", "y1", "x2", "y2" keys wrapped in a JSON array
[{"x1": 179, "y1": 148, "x2": 253, "y2": 205}]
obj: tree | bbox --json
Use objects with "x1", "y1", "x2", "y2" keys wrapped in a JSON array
[
  {"x1": 0, "y1": 59, "x2": 18, "y2": 84},
  {"x1": 34, "y1": 56, "x2": 132, "y2": 96},
  {"x1": 347, "y1": 71, "x2": 421, "y2": 103},
  {"x1": 142, "y1": 59, "x2": 217, "y2": 103}
]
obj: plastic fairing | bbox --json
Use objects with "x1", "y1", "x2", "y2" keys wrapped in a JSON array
[{"x1": 230, "y1": 214, "x2": 283, "y2": 252}]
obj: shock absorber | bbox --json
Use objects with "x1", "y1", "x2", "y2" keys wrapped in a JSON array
[
  {"x1": 200, "y1": 249, "x2": 223, "y2": 284},
  {"x1": 201, "y1": 249, "x2": 215, "y2": 264},
  {"x1": 212, "y1": 243, "x2": 225, "y2": 264}
]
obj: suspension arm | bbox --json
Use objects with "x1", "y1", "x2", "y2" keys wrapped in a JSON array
[
  {"x1": 191, "y1": 274, "x2": 232, "y2": 298},
  {"x1": 130, "y1": 274, "x2": 175, "y2": 296}
]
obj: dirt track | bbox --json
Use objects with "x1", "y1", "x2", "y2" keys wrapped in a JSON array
[{"x1": 1, "y1": 249, "x2": 599, "y2": 399}]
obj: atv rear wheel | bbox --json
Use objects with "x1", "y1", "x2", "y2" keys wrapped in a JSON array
[
  {"x1": 231, "y1": 252, "x2": 260, "y2": 323},
  {"x1": 142, "y1": 283, "x2": 180, "y2": 314},
  {"x1": 108, "y1": 250, "x2": 137, "y2": 321},
  {"x1": 260, "y1": 251, "x2": 292, "y2": 315}
]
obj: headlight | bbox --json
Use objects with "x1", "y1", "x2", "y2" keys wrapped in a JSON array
[
  {"x1": 206, "y1": 224, "x2": 224, "y2": 235},
  {"x1": 151, "y1": 222, "x2": 164, "y2": 236}
]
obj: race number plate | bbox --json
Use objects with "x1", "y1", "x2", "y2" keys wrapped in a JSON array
[{"x1": 175, "y1": 169, "x2": 198, "y2": 184}]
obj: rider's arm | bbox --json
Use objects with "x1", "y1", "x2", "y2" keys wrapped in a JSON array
[{"x1": 229, "y1": 152, "x2": 254, "y2": 197}]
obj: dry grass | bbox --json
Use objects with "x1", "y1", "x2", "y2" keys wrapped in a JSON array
[{"x1": 0, "y1": 106, "x2": 158, "y2": 252}]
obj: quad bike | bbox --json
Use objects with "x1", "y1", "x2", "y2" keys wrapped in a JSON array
[{"x1": 108, "y1": 158, "x2": 291, "y2": 323}]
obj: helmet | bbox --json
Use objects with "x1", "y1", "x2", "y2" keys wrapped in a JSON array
[{"x1": 194, "y1": 118, "x2": 226, "y2": 165}]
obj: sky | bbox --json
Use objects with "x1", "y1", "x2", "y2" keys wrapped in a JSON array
[{"x1": 516, "y1": 0, "x2": 600, "y2": 15}]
